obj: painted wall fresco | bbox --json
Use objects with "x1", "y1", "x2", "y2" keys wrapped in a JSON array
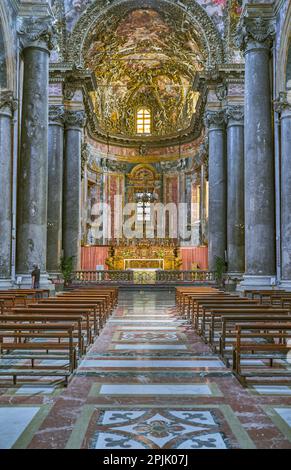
[{"x1": 84, "y1": 8, "x2": 203, "y2": 139}]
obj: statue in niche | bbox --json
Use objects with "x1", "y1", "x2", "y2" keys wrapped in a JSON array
[{"x1": 139, "y1": 144, "x2": 147, "y2": 156}]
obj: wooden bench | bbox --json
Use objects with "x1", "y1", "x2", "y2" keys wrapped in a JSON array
[
  {"x1": 0, "y1": 322, "x2": 77, "y2": 385},
  {"x1": 0, "y1": 289, "x2": 50, "y2": 299},
  {"x1": 0, "y1": 294, "x2": 29, "y2": 309},
  {"x1": 218, "y1": 314, "x2": 290, "y2": 365},
  {"x1": 57, "y1": 294, "x2": 111, "y2": 319},
  {"x1": 30, "y1": 300, "x2": 103, "y2": 332},
  {"x1": 199, "y1": 304, "x2": 279, "y2": 341},
  {"x1": 233, "y1": 322, "x2": 291, "y2": 386},
  {"x1": 192, "y1": 299, "x2": 259, "y2": 332},
  {"x1": 176, "y1": 287, "x2": 221, "y2": 314},
  {"x1": 9, "y1": 311, "x2": 88, "y2": 354}
]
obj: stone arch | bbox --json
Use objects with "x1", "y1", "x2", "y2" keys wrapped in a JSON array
[
  {"x1": 67, "y1": 0, "x2": 225, "y2": 68},
  {"x1": 0, "y1": 3, "x2": 15, "y2": 91},
  {"x1": 277, "y1": 2, "x2": 291, "y2": 92}
]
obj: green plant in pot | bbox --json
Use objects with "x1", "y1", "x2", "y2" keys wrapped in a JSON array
[
  {"x1": 214, "y1": 256, "x2": 226, "y2": 287},
  {"x1": 59, "y1": 256, "x2": 75, "y2": 287}
]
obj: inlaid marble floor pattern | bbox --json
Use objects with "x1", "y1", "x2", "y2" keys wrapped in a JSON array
[{"x1": 1, "y1": 289, "x2": 291, "y2": 449}]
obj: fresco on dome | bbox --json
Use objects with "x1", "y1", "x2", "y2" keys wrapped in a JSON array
[
  {"x1": 51, "y1": 0, "x2": 229, "y2": 34},
  {"x1": 84, "y1": 8, "x2": 203, "y2": 138}
]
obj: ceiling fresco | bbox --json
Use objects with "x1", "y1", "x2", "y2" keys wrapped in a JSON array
[
  {"x1": 51, "y1": 0, "x2": 228, "y2": 32},
  {"x1": 83, "y1": 8, "x2": 204, "y2": 139}
]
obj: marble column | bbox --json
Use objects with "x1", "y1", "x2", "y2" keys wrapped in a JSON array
[
  {"x1": 47, "y1": 105, "x2": 64, "y2": 275},
  {"x1": 204, "y1": 110, "x2": 227, "y2": 271},
  {"x1": 199, "y1": 164, "x2": 207, "y2": 245},
  {"x1": 63, "y1": 110, "x2": 86, "y2": 271},
  {"x1": 237, "y1": 17, "x2": 276, "y2": 285},
  {"x1": 16, "y1": 17, "x2": 54, "y2": 284},
  {"x1": 275, "y1": 94, "x2": 291, "y2": 284},
  {"x1": 225, "y1": 105, "x2": 245, "y2": 274},
  {"x1": 0, "y1": 92, "x2": 15, "y2": 283}
]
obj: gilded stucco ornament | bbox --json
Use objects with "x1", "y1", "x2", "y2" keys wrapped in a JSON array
[{"x1": 61, "y1": 0, "x2": 224, "y2": 145}]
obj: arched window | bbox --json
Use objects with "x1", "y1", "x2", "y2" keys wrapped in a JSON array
[{"x1": 136, "y1": 108, "x2": 151, "y2": 134}]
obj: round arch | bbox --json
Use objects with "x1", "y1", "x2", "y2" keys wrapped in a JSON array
[{"x1": 67, "y1": 0, "x2": 224, "y2": 68}]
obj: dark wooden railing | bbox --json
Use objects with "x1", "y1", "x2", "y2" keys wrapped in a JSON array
[{"x1": 73, "y1": 270, "x2": 217, "y2": 285}]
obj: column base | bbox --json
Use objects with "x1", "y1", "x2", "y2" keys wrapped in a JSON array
[
  {"x1": 236, "y1": 274, "x2": 278, "y2": 292},
  {"x1": 226, "y1": 272, "x2": 244, "y2": 280},
  {"x1": 278, "y1": 280, "x2": 291, "y2": 292},
  {"x1": 0, "y1": 278, "x2": 14, "y2": 289},
  {"x1": 14, "y1": 273, "x2": 55, "y2": 294}
]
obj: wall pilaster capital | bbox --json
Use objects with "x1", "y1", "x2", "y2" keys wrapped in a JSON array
[
  {"x1": 274, "y1": 92, "x2": 291, "y2": 116},
  {"x1": 81, "y1": 143, "x2": 90, "y2": 179},
  {"x1": 0, "y1": 91, "x2": 17, "y2": 115},
  {"x1": 235, "y1": 16, "x2": 275, "y2": 53},
  {"x1": 224, "y1": 104, "x2": 244, "y2": 126},
  {"x1": 49, "y1": 105, "x2": 65, "y2": 125},
  {"x1": 204, "y1": 110, "x2": 225, "y2": 130},
  {"x1": 17, "y1": 16, "x2": 56, "y2": 52},
  {"x1": 64, "y1": 110, "x2": 87, "y2": 130}
]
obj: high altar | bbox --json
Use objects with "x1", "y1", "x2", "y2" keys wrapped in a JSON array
[{"x1": 105, "y1": 239, "x2": 182, "y2": 271}]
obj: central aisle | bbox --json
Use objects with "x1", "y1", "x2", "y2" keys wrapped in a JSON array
[{"x1": 2, "y1": 289, "x2": 291, "y2": 449}]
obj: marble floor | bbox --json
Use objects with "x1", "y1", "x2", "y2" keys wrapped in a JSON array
[{"x1": 1, "y1": 289, "x2": 291, "y2": 449}]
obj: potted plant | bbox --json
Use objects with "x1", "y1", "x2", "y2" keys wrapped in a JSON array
[
  {"x1": 214, "y1": 256, "x2": 226, "y2": 287},
  {"x1": 59, "y1": 256, "x2": 75, "y2": 287}
]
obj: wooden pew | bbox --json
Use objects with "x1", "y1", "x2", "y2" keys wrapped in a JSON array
[
  {"x1": 199, "y1": 303, "x2": 278, "y2": 341},
  {"x1": 232, "y1": 322, "x2": 291, "y2": 386},
  {"x1": 192, "y1": 299, "x2": 259, "y2": 332},
  {"x1": 0, "y1": 289, "x2": 50, "y2": 299},
  {"x1": 56, "y1": 295, "x2": 112, "y2": 321},
  {"x1": 218, "y1": 314, "x2": 290, "y2": 364},
  {"x1": 176, "y1": 287, "x2": 221, "y2": 314},
  {"x1": 31, "y1": 299, "x2": 103, "y2": 331},
  {"x1": 0, "y1": 321, "x2": 77, "y2": 385},
  {"x1": 10, "y1": 310, "x2": 89, "y2": 354},
  {"x1": 0, "y1": 294, "x2": 30, "y2": 308},
  {"x1": 63, "y1": 288, "x2": 118, "y2": 309}
]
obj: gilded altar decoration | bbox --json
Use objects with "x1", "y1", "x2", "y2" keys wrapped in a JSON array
[{"x1": 105, "y1": 239, "x2": 182, "y2": 271}]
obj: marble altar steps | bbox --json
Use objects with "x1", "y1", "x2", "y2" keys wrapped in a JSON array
[
  {"x1": 177, "y1": 287, "x2": 291, "y2": 386},
  {"x1": 0, "y1": 287, "x2": 118, "y2": 386}
]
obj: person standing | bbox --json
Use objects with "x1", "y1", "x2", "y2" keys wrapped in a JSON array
[{"x1": 31, "y1": 264, "x2": 40, "y2": 289}]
